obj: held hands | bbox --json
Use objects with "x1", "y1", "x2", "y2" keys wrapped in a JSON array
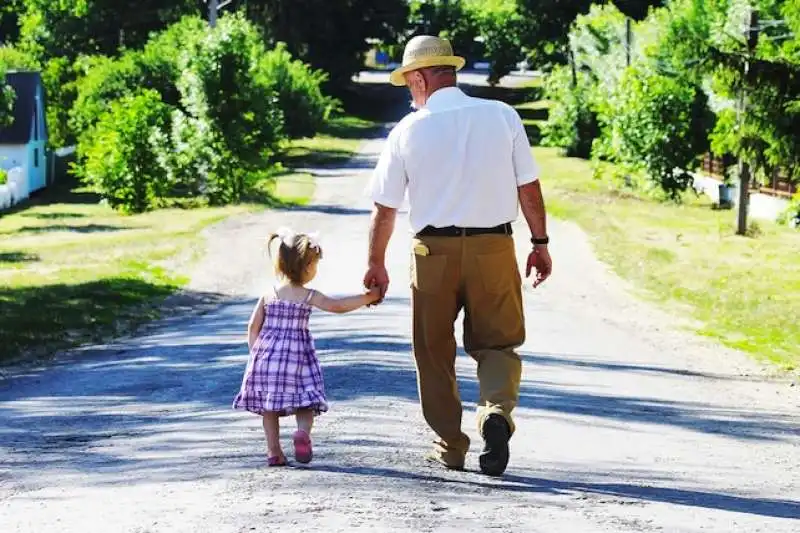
[
  {"x1": 365, "y1": 285, "x2": 382, "y2": 304},
  {"x1": 526, "y1": 245, "x2": 552, "y2": 288},
  {"x1": 363, "y1": 262, "x2": 389, "y2": 306}
]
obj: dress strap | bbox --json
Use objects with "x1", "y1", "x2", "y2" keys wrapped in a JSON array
[{"x1": 304, "y1": 288, "x2": 316, "y2": 304}]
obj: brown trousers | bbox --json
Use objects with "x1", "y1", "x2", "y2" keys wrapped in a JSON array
[{"x1": 410, "y1": 234, "x2": 525, "y2": 464}]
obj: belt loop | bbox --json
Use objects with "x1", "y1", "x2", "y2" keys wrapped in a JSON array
[{"x1": 460, "y1": 227, "x2": 466, "y2": 237}]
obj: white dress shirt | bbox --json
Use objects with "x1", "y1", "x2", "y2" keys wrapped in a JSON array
[{"x1": 369, "y1": 86, "x2": 539, "y2": 233}]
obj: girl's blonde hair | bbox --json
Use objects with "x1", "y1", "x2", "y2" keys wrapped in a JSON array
[{"x1": 267, "y1": 231, "x2": 322, "y2": 284}]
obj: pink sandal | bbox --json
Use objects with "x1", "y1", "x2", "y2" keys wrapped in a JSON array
[
  {"x1": 267, "y1": 455, "x2": 287, "y2": 467},
  {"x1": 293, "y1": 430, "x2": 313, "y2": 464}
]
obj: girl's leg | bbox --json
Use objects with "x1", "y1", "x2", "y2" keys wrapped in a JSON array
[
  {"x1": 295, "y1": 409, "x2": 314, "y2": 435},
  {"x1": 293, "y1": 409, "x2": 315, "y2": 464},
  {"x1": 262, "y1": 412, "x2": 283, "y2": 459}
]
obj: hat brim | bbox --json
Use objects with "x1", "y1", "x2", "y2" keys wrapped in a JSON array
[{"x1": 389, "y1": 56, "x2": 466, "y2": 87}]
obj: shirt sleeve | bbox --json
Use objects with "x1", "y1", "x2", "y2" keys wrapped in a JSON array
[
  {"x1": 369, "y1": 130, "x2": 407, "y2": 208},
  {"x1": 510, "y1": 109, "x2": 540, "y2": 186}
]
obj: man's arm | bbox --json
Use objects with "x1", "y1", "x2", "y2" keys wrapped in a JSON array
[
  {"x1": 518, "y1": 179, "x2": 552, "y2": 288},
  {"x1": 518, "y1": 180, "x2": 547, "y2": 240},
  {"x1": 365, "y1": 203, "x2": 397, "y2": 299},
  {"x1": 369, "y1": 204, "x2": 397, "y2": 266}
]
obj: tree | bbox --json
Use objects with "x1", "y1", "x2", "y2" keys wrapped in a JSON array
[
  {"x1": 517, "y1": 0, "x2": 664, "y2": 68},
  {"x1": 469, "y1": 0, "x2": 524, "y2": 84},
  {"x1": 167, "y1": 13, "x2": 285, "y2": 204},
  {"x1": 0, "y1": 63, "x2": 13, "y2": 128},
  {"x1": 0, "y1": 0, "x2": 22, "y2": 43},
  {"x1": 76, "y1": 89, "x2": 172, "y2": 213},
  {"x1": 245, "y1": 0, "x2": 408, "y2": 90},
  {"x1": 17, "y1": 0, "x2": 203, "y2": 61},
  {"x1": 407, "y1": 0, "x2": 481, "y2": 61},
  {"x1": 595, "y1": 63, "x2": 713, "y2": 199}
]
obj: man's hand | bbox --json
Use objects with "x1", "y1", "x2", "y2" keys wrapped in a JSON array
[
  {"x1": 363, "y1": 262, "x2": 390, "y2": 305},
  {"x1": 526, "y1": 245, "x2": 552, "y2": 288}
]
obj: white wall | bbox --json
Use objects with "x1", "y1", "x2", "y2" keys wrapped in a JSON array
[{"x1": 0, "y1": 145, "x2": 29, "y2": 211}]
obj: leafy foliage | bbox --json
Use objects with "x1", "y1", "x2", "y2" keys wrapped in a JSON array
[
  {"x1": 168, "y1": 13, "x2": 284, "y2": 205},
  {"x1": 260, "y1": 43, "x2": 334, "y2": 139},
  {"x1": 66, "y1": 13, "x2": 330, "y2": 211},
  {"x1": 76, "y1": 89, "x2": 171, "y2": 213},
  {"x1": 16, "y1": 0, "x2": 202, "y2": 61},
  {"x1": 70, "y1": 17, "x2": 205, "y2": 146},
  {"x1": 0, "y1": 62, "x2": 14, "y2": 128},
  {"x1": 248, "y1": 0, "x2": 408, "y2": 90},
  {"x1": 470, "y1": 0, "x2": 524, "y2": 84},
  {"x1": 595, "y1": 64, "x2": 713, "y2": 199},
  {"x1": 541, "y1": 66, "x2": 599, "y2": 158},
  {"x1": 408, "y1": 0, "x2": 481, "y2": 61}
]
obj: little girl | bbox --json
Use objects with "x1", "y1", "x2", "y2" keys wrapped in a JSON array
[{"x1": 233, "y1": 227, "x2": 380, "y2": 466}]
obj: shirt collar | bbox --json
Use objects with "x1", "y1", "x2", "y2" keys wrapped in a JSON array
[{"x1": 424, "y1": 86, "x2": 467, "y2": 111}]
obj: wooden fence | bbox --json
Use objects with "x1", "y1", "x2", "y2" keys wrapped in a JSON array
[{"x1": 700, "y1": 152, "x2": 797, "y2": 198}]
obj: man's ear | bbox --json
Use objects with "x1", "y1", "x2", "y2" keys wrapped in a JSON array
[{"x1": 407, "y1": 71, "x2": 425, "y2": 91}]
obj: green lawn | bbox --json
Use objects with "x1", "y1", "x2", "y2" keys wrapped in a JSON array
[
  {"x1": 536, "y1": 147, "x2": 800, "y2": 370},
  {"x1": 0, "y1": 113, "x2": 378, "y2": 364}
]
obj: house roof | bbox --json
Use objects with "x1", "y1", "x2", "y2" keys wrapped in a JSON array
[{"x1": 0, "y1": 71, "x2": 46, "y2": 144}]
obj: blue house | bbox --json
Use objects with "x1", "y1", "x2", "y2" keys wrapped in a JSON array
[{"x1": 0, "y1": 71, "x2": 48, "y2": 196}]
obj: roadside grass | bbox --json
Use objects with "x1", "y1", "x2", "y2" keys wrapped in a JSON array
[
  {"x1": 0, "y1": 112, "x2": 378, "y2": 364},
  {"x1": 535, "y1": 146, "x2": 800, "y2": 370},
  {"x1": 279, "y1": 115, "x2": 382, "y2": 168}
]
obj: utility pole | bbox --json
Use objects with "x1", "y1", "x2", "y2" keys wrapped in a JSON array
[
  {"x1": 736, "y1": 9, "x2": 759, "y2": 236},
  {"x1": 625, "y1": 18, "x2": 632, "y2": 66},
  {"x1": 209, "y1": 0, "x2": 219, "y2": 28}
]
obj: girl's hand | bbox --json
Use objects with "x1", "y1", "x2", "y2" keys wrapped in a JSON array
[{"x1": 366, "y1": 285, "x2": 382, "y2": 304}]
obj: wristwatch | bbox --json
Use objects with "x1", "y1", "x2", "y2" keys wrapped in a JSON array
[{"x1": 531, "y1": 235, "x2": 549, "y2": 245}]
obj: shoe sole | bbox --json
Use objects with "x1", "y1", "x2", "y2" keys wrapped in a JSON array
[
  {"x1": 479, "y1": 415, "x2": 510, "y2": 477},
  {"x1": 425, "y1": 454, "x2": 465, "y2": 471}
]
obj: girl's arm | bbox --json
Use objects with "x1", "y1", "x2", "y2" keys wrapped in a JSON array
[
  {"x1": 309, "y1": 287, "x2": 380, "y2": 314},
  {"x1": 247, "y1": 296, "x2": 266, "y2": 350}
]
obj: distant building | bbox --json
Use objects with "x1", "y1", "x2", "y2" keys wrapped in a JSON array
[{"x1": 0, "y1": 71, "x2": 48, "y2": 209}]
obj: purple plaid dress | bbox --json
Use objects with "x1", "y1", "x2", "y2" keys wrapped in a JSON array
[{"x1": 233, "y1": 291, "x2": 328, "y2": 416}]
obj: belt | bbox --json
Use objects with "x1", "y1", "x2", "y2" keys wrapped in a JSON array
[{"x1": 416, "y1": 223, "x2": 513, "y2": 238}]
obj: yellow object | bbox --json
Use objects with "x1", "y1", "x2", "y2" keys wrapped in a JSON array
[
  {"x1": 390, "y1": 35, "x2": 466, "y2": 87},
  {"x1": 413, "y1": 243, "x2": 430, "y2": 256}
]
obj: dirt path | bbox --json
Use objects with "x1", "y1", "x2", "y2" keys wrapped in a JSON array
[{"x1": 1, "y1": 132, "x2": 798, "y2": 532}]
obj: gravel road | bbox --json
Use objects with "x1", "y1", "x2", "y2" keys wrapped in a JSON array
[{"x1": 1, "y1": 115, "x2": 798, "y2": 532}]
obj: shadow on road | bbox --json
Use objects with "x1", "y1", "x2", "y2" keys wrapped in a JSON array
[
  {"x1": 312, "y1": 463, "x2": 800, "y2": 520},
  {"x1": 1, "y1": 294, "x2": 797, "y2": 493}
]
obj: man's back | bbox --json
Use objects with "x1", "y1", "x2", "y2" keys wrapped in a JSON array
[{"x1": 372, "y1": 87, "x2": 539, "y2": 232}]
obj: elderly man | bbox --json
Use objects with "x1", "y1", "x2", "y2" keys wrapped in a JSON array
[{"x1": 364, "y1": 35, "x2": 552, "y2": 476}]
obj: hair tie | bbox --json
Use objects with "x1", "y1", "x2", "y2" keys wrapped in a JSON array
[
  {"x1": 275, "y1": 227, "x2": 295, "y2": 247},
  {"x1": 307, "y1": 231, "x2": 321, "y2": 251}
]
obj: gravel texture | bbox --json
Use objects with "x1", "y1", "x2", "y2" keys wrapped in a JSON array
[{"x1": 1, "y1": 133, "x2": 798, "y2": 533}]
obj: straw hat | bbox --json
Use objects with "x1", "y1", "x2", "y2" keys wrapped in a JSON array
[{"x1": 389, "y1": 35, "x2": 466, "y2": 87}]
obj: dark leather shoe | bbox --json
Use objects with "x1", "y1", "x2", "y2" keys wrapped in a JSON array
[{"x1": 479, "y1": 414, "x2": 511, "y2": 476}]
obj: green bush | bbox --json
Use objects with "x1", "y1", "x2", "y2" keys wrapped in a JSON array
[
  {"x1": 0, "y1": 74, "x2": 12, "y2": 129},
  {"x1": 71, "y1": 14, "x2": 332, "y2": 210},
  {"x1": 778, "y1": 192, "x2": 800, "y2": 228},
  {"x1": 0, "y1": 45, "x2": 39, "y2": 70},
  {"x1": 71, "y1": 17, "x2": 205, "y2": 145},
  {"x1": 170, "y1": 13, "x2": 284, "y2": 204},
  {"x1": 76, "y1": 90, "x2": 171, "y2": 214},
  {"x1": 541, "y1": 65, "x2": 599, "y2": 159},
  {"x1": 594, "y1": 64, "x2": 712, "y2": 200},
  {"x1": 0, "y1": 168, "x2": 7, "y2": 185},
  {"x1": 260, "y1": 42, "x2": 333, "y2": 139}
]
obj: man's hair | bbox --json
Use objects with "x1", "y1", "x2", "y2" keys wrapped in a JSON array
[{"x1": 426, "y1": 65, "x2": 456, "y2": 77}]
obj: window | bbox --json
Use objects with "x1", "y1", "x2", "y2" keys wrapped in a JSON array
[{"x1": 34, "y1": 148, "x2": 39, "y2": 168}]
